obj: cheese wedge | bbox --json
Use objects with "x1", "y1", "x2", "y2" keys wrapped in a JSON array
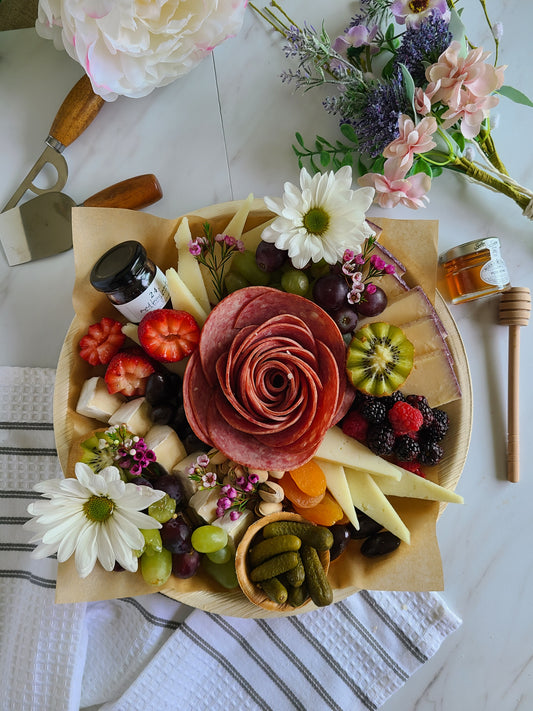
[
  {"x1": 144, "y1": 424, "x2": 187, "y2": 472},
  {"x1": 315, "y1": 426, "x2": 402, "y2": 480},
  {"x1": 401, "y1": 316, "x2": 452, "y2": 358},
  {"x1": 371, "y1": 469, "x2": 464, "y2": 504},
  {"x1": 166, "y1": 267, "x2": 209, "y2": 326},
  {"x1": 76, "y1": 376, "x2": 125, "y2": 422},
  {"x1": 189, "y1": 487, "x2": 220, "y2": 524},
  {"x1": 401, "y1": 349, "x2": 461, "y2": 407},
  {"x1": 316, "y1": 460, "x2": 360, "y2": 530},
  {"x1": 171, "y1": 451, "x2": 206, "y2": 500},
  {"x1": 345, "y1": 467, "x2": 411, "y2": 544},
  {"x1": 174, "y1": 216, "x2": 211, "y2": 313},
  {"x1": 223, "y1": 193, "x2": 254, "y2": 238},
  {"x1": 108, "y1": 397, "x2": 152, "y2": 436},
  {"x1": 122, "y1": 322, "x2": 140, "y2": 345},
  {"x1": 213, "y1": 509, "x2": 254, "y2": 554}
]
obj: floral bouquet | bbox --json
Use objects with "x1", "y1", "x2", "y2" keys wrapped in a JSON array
[
  {"x1": 251, "y1": 0, "x2": 533, "y2": 217},
  {"x1": 35, "y1": 0, "x2": 249, "y2": 101}
]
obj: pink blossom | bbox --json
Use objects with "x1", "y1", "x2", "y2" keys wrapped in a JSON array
[
  {"x1": 414, "y1": 86, "x2": 435, "y2": 115},
  {"x1": 333, "y1": 24, "x2": 378, "y2": 54},
  {"x1": 426, "y1": 41, "x2": 505, "y2": 108},
  {"x1": 366, "y1": 284, "x2": 377, "y2": 295},
  {"x1": 383, "y1": 115, "x2": 437, "y2": 171},
  {"x1": 358, "y1": 160, "x2": 431, "y2": 210},
  {"x1": 188, "y1": 239, "x2": 202, "y2": 256},
  {"x1": 440, "y1": 89, "x2": 500, "y2": 139},
  {"x1": 391, "y1": 0, "x2": 450, "y2": 28}
]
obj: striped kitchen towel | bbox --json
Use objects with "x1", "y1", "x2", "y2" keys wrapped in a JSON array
[{"x1": 0, "y1": 366, "x2": 462, "y2": 711}]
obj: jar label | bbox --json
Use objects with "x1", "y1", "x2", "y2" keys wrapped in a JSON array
[
  {"x1": 115, "y1": 268, "x2": 170, "y2": 322},
  {"x1": 480, "y1": 257, "x2": 509, "y2": 287}
]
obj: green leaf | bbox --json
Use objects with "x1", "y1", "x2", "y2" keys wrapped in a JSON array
[
  {"x1": 295, "y1": 132, "x2": 305, "y2": 148},
  {"x1": 398, "y1": 63, "x2": 415, "y2": 107},
  {"x1": 451, "y1": 132, "x2": 465, "y2": 152},
  {"x1": 340, "y1": 152, "x2": 353, "y2": 167},
  {"x1": 381, "y1": 56, "x2": 396, "y2": 80},
  {"x1": 413, "y1": 158, "x2": 433, "y2": 177},
  {"x1": 309, "y1": 156, "x2": 320, "y2": 174},
  {"x1": 340, "y1": 123, "x2": 358, "y2": 144},
  {"x1": 320, "y1": 151, "x2": 331, "y2": 167},
  {"x1": 430, "y1": 164, "x2": 443, "y2": 178},
  {"x1": 385, "y1": 23, "x2": 395, "y2": 42},
  {"x1": 357, "y1": 157, "x2": 368, "y2": 177},
  {"x1": 498, "y1": 85, "x2": 533, "y2": 108},
  {"x1": 448, "y1": 8, "x2": 466, "y2": 51}
]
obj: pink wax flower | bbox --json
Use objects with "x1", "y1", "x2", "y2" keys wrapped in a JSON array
[
  {"x1": 391, "y1": 0, "x2": 450, "y2": 28},
  {"x1": 358, "y1": 160, "x2": 431, "y2": 210},
  {"x1": 383, "y1": 115, "x2": 438, "y2": 171}
]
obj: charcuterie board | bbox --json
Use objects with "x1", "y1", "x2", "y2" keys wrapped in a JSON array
[{"x1": 53, "y1": 200, "x2": 472, "y2": 617}]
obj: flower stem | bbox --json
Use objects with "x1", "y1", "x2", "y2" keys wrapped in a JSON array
[
  {"x1": 450, "y1": 157, "x2": 530, "y2": 210},
  {"x1": 475, "y1": 128, "x2": 508, "y2": 175}
]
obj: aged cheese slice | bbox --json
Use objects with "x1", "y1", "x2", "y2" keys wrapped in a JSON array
[
  {"x1": 345, "y1": 467, "x2": 411, "y2": 544},
  {"x1": 317, "y1": 460, "x2": 360, "y2": 529},
  {"x1": 372, "y1": 469, "x2": 464, "y2": 504},
  {"x1": 166, "y1": 267, "x2": 209, "y2": 326},
  {"x1": 144, "y1": 424, "x2": 187, "y2": 472},
  {"x1": 174, "y1": 216, "x2": 211, "y2": 313},
  {"x1": 316, "y1": 426, "x2": 402, "y2": 480},
  {"x1": 108, "y1": 397, "x2": 152, "y2": 436},
  {"x1": 401, "y1": 316, "x2": 452, "y2": 358},
  {"x1": 401, "y1": 349, "x2": 461, "y2": 407},
  {"x1": 76, "y1": 376, "x2": 125, "y2": 422},
  {"x1": 213, "y1": 509, "x2": 254, "y2": 553},
  {"x1": 223, "y1": 193, "x2": 254, "y2": 238},
  {"x1": 189, "y1": 487, "x2": 220, "y2": 524},
  {"x1": 171, "y1": 451, "x2": 206, "y2": 500}
]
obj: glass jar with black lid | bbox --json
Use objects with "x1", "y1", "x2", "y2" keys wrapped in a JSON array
[{"x1": 90, "y1": 240, "x2": 170, "y2": 322}]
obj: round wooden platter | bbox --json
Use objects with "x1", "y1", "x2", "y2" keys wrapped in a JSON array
[{"x1": 53, "y1": 200, "x2": 472, "y2": 618}]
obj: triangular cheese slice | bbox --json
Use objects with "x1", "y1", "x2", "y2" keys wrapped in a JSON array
[
  {"x1": 166, "y1": 268, "x2": 209, "y2": 326},
  {"x1": 316, "y1": 426, "x2": 402, "y2": 480},
  {"x1": 223, "y1": 193, "x2": 254, "y2": 238},
  {"x1": 372, "y1": 469, "x2": 464, "y2": 504},
  {"x1": 174, "y1": 216, "x2": 211, "y2": 313},
  {"x1": 316, "y1": 460, "x2": 360, "y2": 530}
]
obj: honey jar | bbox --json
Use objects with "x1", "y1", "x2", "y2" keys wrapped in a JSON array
[{"x1": 440, "y1": 237, "x2": 510, "y2": 304}]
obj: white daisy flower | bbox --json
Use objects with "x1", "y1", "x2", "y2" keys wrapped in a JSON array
[
  {"x1": 262, "y1": 166, "x2": 375, "y2": 269},
  {"x1": 25, "y1": 462, "x2": 165, "y2": 578}
]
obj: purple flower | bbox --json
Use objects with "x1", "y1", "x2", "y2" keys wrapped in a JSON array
[
  {"x1": 224, "y1": 235, "x2": 236, "y2": 247},
  {"x1": 215, "y1": 233, "x2": 225, "y2": 243},
  {"x1": 189, "y1": 240, "x2": 202, "y2": 256},
  {"x1": 221, "y1": 485, "x2": 237, "y2": 499},
  {"x1": 197, "y1": 453, "x2": 210, "y2": 468},
  {"x1": 391, "y1": 0, "x2": 450, "y2": 29},
  {"x1": 248, "y1": 473, "x2": 259, "y2": 484},
  {"x1": 235, "y1": 475, "x2": 246, "y2": 487},
  {"x1": 370, "y1": 255, "x2": 386, "y2": 270},
  {"x1": 230, "y1": 510, "x2": 240, "y2": 521},
  {"x1": 366, "y1": 283, "x2": 377, "y2": 295},
  {"x1": 385, "y1": 264, "x2": 395, "y2": 274},
  {"x1": 343, "y1": 248, "x2": 355, "y2": 262},
  {"x1": 394, "y1": 11, "x2": 453, "y2": 85},
  {"x1": 218, "y1": 496, "x2": 232, "y2": 511},
  {"x1": 355, "y1": 254, "x2": 365, "y2": 265},
  {"x1": 235, "y1": 239, "x2": 245, "y2": 252}
]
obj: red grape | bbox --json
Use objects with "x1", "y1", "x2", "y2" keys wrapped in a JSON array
[
  {"x1": 356, "y1": 286, "x2": 388, "y2": 317},
  {"x1": 312, "y1": 273, "x2": 350, "y2": 311},
  {"x1": 160, "y1": 514, "x2": 191, "y2": 554},
  {"x1": 172, "y1": 549, "x2": 201, "y2": 578}
]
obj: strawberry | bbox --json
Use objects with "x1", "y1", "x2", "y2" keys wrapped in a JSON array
[
  {"x1": 104, "y1": 350, "x2": 155, "y2": 397},
  {"x1": 138, "y1": 309, "x2": 200, "y2": 363},
  {"x1": 79, "y1": 317, "x2": 126, "y2": 366}
]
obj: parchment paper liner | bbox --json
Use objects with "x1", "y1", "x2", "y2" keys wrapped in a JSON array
[{"x1": 53, "y1": 201, "x2": 472, "y2": 618}]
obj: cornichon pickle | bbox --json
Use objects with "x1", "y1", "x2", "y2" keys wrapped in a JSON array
[
  {"x1": 283, "y1": 552, "x2": 305, "y2": 587},
  {"x1": 248, "y1": 534, "x2": 301, "y2": 567},
  {"x1": 262, "y1": 521, "x2": 333, "y2": 551},
  {"x1": 300, "y1": 545, "x2": 333, "y2": 607},
  {"x1": 287, "y1": 582, "x2": 309, "y2": 608},
  {"x1": 250, "y1": 551, "x2": 299, "y2": 582},
  {"x1": 259, "y1": 576, "x2": 288, "y2": 605}
]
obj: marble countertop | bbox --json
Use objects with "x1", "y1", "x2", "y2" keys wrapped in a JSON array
[{"x1": 1, "y1": 2, "x2": 532, "y2": 709}]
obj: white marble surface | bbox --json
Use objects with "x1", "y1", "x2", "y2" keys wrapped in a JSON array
[{"x1": 1, "y1": 2, "x2": 532, "y2": 709}]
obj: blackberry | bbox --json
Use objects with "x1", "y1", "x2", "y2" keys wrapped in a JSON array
[
  {"x1": 419, "y1": 440, "x2": 444, "y2": 466},
  {"x1": 360, "y1": 398, "x2": 387, "y2": 424},
  {"x1": 367, "y1": 424, "x2": 395, "y2": 457},
  {"x1": 382, "y1": 391, "x2": 405, "y2": 411},
  {"x1": 393, "y1": 434, "x2": 421, "y2": 462},
  {"x1": 422, "y1": 408, "x2": 449, "y2": 442},
  {"x1": 405, "y1": 394, "x2": 435, "y2": 428}
]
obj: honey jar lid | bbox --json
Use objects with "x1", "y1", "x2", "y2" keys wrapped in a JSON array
[{"x1": 440, "y1": 237, "x2": 501, "y2": 264}]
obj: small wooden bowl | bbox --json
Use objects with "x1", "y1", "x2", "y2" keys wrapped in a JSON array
[{"x1": 235, "y1": 512, "x2": 330, "y2": 612}]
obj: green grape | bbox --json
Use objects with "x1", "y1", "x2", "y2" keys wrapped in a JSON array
[
  {"x1": 281, "y1": 269, "x2": 310, "y2": 296},
  {"x1": 206, "y1": 544, "x2": 232, "y2": 564},
  {"x1": 231, "y1": 250, "x2": 271, "y2": 286},
  {"x1": 309, "y1": 259, "x2": 330, "y2": 279},
  {"x1": 148, "y1": 493, "x2": 176, "y2": 523},
  {"x1": 224, "y1": 270, "x2": 249, "y2": 293},
  {"x1": 201, "y1": 555, "x2": 239, "y2": 589},
  {"x1": 140, "y1": 528, "x2": 163, "y2": 556},
  {"x1": 140, "y1": 547, "x2": 172, "y2": 586},
  {"x1": 191, "y1": 525, "x2": 228, "y2": 553}
]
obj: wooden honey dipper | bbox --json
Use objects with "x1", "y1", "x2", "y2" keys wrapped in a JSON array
[{"x1": 498, "y1": 287, "x2": 531, "y2": 482}]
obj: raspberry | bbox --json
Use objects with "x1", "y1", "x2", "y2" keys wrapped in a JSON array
[
  {"x1": 393, "y1": 434, "x2": 420, "y2": 462},
  {"x1": 404, "y1": 394, "x2": 435, "y2": 428},
  {"x1": 388, "y1": 401, "x2": 424, "y2": 436},
  {"x1": 422, "y1": 408, "x2": 450, "y2": 442},
  {"x1": 367, "y1": 424, "x2": 395, "y2": 456},
  {"x1": 395, "y1": 460, "x2": 426, "y2": 478},
  {"x1": 342, "y1": 410, "x2": 368, "y2": 442},
  {"x1": 360, "y1": 398, "x2": 387, "y2": 424},
  {"x1": 419, "y1": 440, "x2": 444, "y2": 466}
]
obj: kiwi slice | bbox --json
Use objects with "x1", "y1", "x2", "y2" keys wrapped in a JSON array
[
  {"x1": 346, "y1": 322, "x2": 414, "y2": 397},
  {"x1": 77, "y1": 426, "x2": 133, "y2": 476}
]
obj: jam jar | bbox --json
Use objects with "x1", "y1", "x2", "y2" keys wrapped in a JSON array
[
  {"x1": 440, "y1": 237, "x2": 510, "y2": 304},
  {"x1": 90, "y1": 240, "x2": 170, "y2": 322}
]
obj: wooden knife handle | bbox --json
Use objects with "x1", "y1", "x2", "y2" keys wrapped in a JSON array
[
  {"x1": 81, "y1": 174, "x2": 163, "y2": 210},
  {"x1": 49, "y1": 74, "x2": 106, "y2": 148}
]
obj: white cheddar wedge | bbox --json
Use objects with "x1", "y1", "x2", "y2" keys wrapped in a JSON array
[
  {"x1": 189, "y1": 487, "x2": 220, "y2": 524},
  {"x1": 345, "y1": 467, "x2": 411, "y2": 544},
  {"x1": 223, "y1": 193, "x2": 254, "y2": 238},
  {"x1": 171, "y1": 450, "x2": 206, "y2": 500},
  {"x1": 166, "y1": 267, "x2": 209, "y2": 326},
  {"x1": 122, "y1": 322, "x2": 140, "y2": 345},
  {"x1": 174, "y1": 216, "x2": 211, "y2": 313},
  {"x1": 316, "y1": 460, "x2": 360, "y2": 530},
  {"x1": 316, "y1": 426, "x2": 402, "y2": 480},
  {"x1": 144, "y1": 424, "x2": 187, "y2": 472},
  {"x1": 372, "y1": 469, "x2": 464, "y2": 504},
  {"x1": 213, "y1": 509, "x2": 254, "y2": 554},
  {"x1": 108, "y1": 397, "x2": 152, "y2": 436},
  {"x1": 76, "y1": 376, "x2": 125, "y2": 422}
]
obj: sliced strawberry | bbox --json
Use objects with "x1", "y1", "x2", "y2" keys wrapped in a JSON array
[
  {"x1": 104, "y1": 350, "x2": 155, "y2": 397},
  {"x1": 138, "y1": 309, "x2": 200, "y2": 363},
  {"x1": 79, "y1": 317, "x2": 126, "y2": 366}
]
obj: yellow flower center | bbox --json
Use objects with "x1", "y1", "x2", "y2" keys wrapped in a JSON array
[
  {"x1": 83, "y1": 495, "x2": 115, "y2": 522},
  {"x1": 303, "y1": 207, "x2": 330, "y2": 236},
  {"x1": 409, "y1": 0, "x2": 430, "y2": 13}
]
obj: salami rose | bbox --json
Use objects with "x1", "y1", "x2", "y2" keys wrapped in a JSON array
[{"x1": 183, "y1": 286, "x2": 353, "y2": 470}]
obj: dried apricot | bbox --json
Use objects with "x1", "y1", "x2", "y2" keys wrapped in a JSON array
[
  {"x1": 279, "y1": 472, "x2": 325, "y2": 509},
  {"x1": 293, "y1": 490, "x2": 343, "y2": 526},
  {"x1": 288, "y1": 460, "x2": 327, "y2": 498}
]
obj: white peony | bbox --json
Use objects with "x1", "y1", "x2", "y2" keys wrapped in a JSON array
[{"x1": 35, "y1": 0, "x2": 248, "y2": 101}]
